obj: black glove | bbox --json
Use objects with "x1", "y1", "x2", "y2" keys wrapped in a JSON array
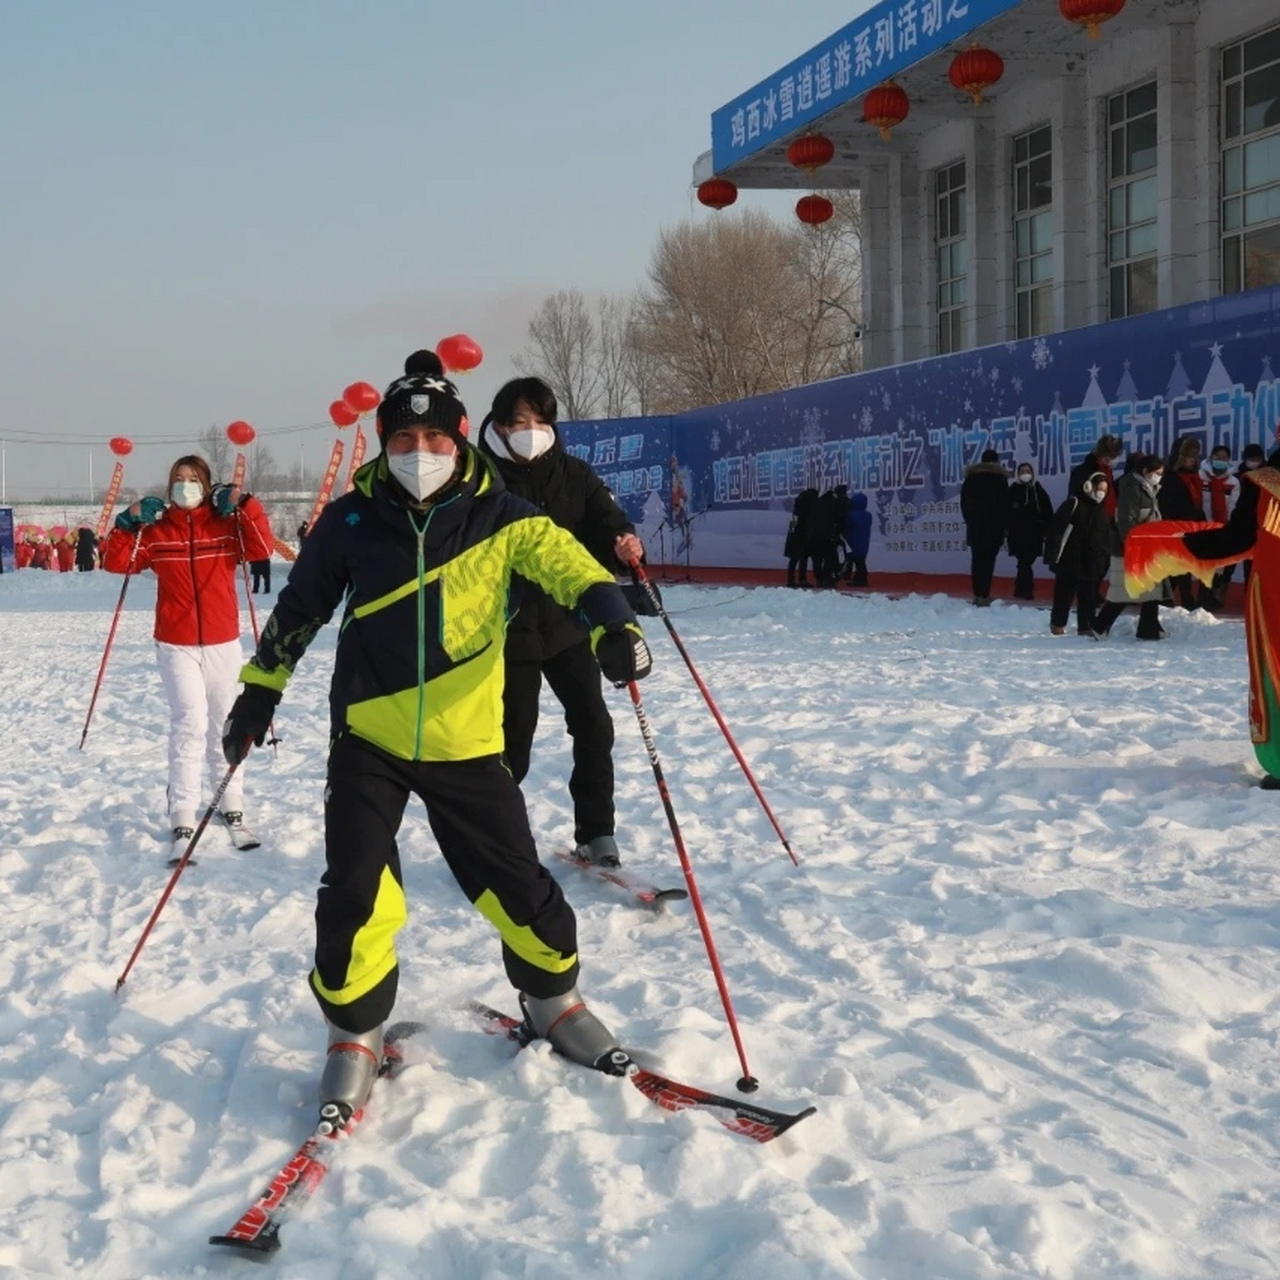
[
  {"x1": 222, "y1": 684, "x2": 281, "y2": 764},
  {"x1": 594, "y1": 624, "x2": 652, "y2": 687}
]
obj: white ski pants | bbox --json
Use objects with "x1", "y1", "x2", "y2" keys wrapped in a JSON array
[{"x1": 155, "y1": 640, "x2": 245, "y2": 826}]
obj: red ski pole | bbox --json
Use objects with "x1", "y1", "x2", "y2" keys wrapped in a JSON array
[
  {"x1": 624, "y1": 678, "x2": 758, "y2": 1094},
  {"x1": 628, "y1": 560, "x2": 799, "y2": 865},
  {"x1": 79, "y1": 528, "x2": 143, "y2": 750},
  {"x1": 114, "y1": 757, "x2": 243, "y2": 993}
]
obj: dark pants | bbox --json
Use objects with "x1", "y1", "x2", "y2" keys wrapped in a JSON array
[
  {"x1": 786, "y1": 555, "x2": 810, "y2": 586},
  {"x1": 250, "y1": 560, "x2": 270, "y2": 593},
  {"x1": 845, "y1": 556, "x2": 868, "y2": 586},
  {"x1": 969, "y1": 538, "x2": 1002, "y2": 599},
  {"x1": 1051, "y1": 573, "x2": 1101, "y2": 633},
  {"x1": 503, "y1": 640, "x2": 616, "y2": 848},
  {"x1": 1096, "y1": 599, "x2": 1161, "y2": 638},
  {"x1": 1014, "y1": 556, "x2": 1037, "y2": 599},
  {"x1": 312, "y1": 734, "x2": 579, "y2": 1033}
]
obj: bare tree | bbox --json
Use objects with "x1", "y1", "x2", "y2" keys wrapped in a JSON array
[
  {"x1": 196, "y1": 424, "x2": 233, "y2": 481},
  {"x1": 520, "y1": 289, "x2": 603, "y2": 420}
]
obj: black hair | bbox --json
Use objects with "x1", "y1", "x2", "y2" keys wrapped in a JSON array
[
  {"x1": 980, "y1": 448, "x2": 999, "y2": 463},
  {"x1": 488, "y1": 377, "x2": 558, "y2": 428}
]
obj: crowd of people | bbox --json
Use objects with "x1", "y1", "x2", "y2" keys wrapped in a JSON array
[
  {"x1": 12, "y1": 526, "x2": 99, "y2": 571},
  {"x1": 959, "y1": 431, "x2": 1258, "y2": 639},
  {"x1": 783, "y1": 484, "x2": 872, "y2": 589}
]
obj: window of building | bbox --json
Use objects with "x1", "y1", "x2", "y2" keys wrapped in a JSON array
[
  {"x1": 1013, "y1": 125, "x2": 1053, "y2": 338},
  {"x1": 1222, "y1": 24, "x2": 1280, "y2": 293},
  {"x1": 935, "y1": 160, "x2": 967, "y2": 354},
  {"x1": 1108, "y1": 82, "x2": 1158, "y2": 318}
]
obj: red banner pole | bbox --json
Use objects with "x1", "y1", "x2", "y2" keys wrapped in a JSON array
[
  {"x1": 94, "y1": 463, "x2": 125, "y2": 539},
  {"x1": 306, "y1": 440, "x2": 345, "y2": 531}
]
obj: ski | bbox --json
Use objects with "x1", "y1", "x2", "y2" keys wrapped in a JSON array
[
  {"x1": 553, "y1": 848, "x2": 687, "y2": 911},
  {"x1": 222, "y1": 813, "x2": 261, "y2": 852},
  {"x1": 209, "y1": 1020, "x2": 425, "y2": 1257},
  {"x1": 466, "y1": 1001, "x2": 815, "y2": 1144}
]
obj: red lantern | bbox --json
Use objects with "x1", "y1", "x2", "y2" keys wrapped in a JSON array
[
  {"x1": 786, "y1": 135, "x2": 836, "y2": 174},
  {"x1": 948, "y1": 44, "x2": 1005, "y2": 106},
  {"x1": 109, "y1": 436, "x2": 133, "y2": 457},
  {"x1": 863, "y1": 81, "x2": 910, "y2": 141},
  {"x1": 329, "y1": 399, "x2": 359, "y2": 428},
  {"x1": 226, "y1": 420, "x2": 256, "y2": 446},
  {"x1": 436, "y1": 334, "x2": 484, "y2": 373},
  {"x1": 343, "y1": 381, "x2": 381, "y2": 414},
  {"x1": 796, "y1": 195, "x2": 835, "y2": 226},
  {"x1": 1059, "y1": 0, "x2": 1125, "y2": 39},
  {"x1": 696, "y1": 178, "x2": 738, "y2": 210}
]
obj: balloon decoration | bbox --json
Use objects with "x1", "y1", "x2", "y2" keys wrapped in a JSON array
[
  {"x1": 1059, "y1": 0, "x2": 1125, "y2": 39},
  {"x1": 796, "y1": 195, "x2": 835, "y2": 226},
  {"x1": 863, "y1": 81, "x2": 910, "y2": 141},
  {"x1": 329, "y1": 399, "x2": 359, "y2": 428},
  {"x1": 109, "y1": 436, "x2": 133, "y2": 457},
  {"x1": 343, "y1": 381, "x2": 381, "y2": 414},
  {"x1": 696, "y1": 177, "x2": 739, "y2": 210},
  {"x1": 436, "y1": 334, "x2": 484, "y2": 373},
  {"x1": 786, "y1": 135, "x2": 836, "y2": 176},
  {"x1": 948, "y1": 45, "x2": 1005, "y2": 105},
  {"x1": 226, "y1": 420, "x2": 256, "y2": 446}
]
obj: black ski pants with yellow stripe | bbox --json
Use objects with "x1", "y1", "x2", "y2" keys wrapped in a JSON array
[{"x1": 310, "y1": 733, "x2": 580, "y2": 1034}]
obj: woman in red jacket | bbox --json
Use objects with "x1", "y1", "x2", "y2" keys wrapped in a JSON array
[{"x1": 102, "y1": 454, "x2": 274, "y2": 858}]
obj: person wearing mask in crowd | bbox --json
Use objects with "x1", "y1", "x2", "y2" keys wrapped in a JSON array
[
  {"x1": 220, "y1": 352, "x2": 652, "y2": 1127},
  {"x1": 1069, "y1": 434, "x2": 1124, "y2": 521},
  {"x1": 75, "y1": 527, "x2": 98, "y2": 572},
  {"x1": 808, "y1": 487, "x2": 845, "y2": 588},
  {"x1": 15, "y1": 532, "x2": 35, "y2": 570},
  {"x1": 1159, "y1": 435, "x2": 1208, "y2": 609},
  {"x1": 102, "y1": 456, "x2": 274, "y2": 859},
  {"x1": 841, "y1": 491, "x2": 873, "y2": 587},
  {"x1": 478, "y1": 374, "x2": 644, "y2": 871},
  {"x1": 31, "y1": 537, "x2": 55, "y2": 571},
  {"x1": 784, "y1": 488, "x2": 819, "y2": 588},
  {"x1": 1006, "y1": 462, "x2": 1053, "y2": 601},
  {"x1": 1095, "y1": 453, "x2": 1168, "y2": 640},
  {"x1": 960, "y1": 448, "x2": 1010, "y2": 606},
  {"x1": 1048, "y1": 471, "x2": 1113, "y2": 638}
]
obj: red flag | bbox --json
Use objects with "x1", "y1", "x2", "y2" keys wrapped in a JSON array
[
  {"x1": 231, "y1": 452, "x2": 247, "y2": 490},
  {"x1": 306, "y1": 440, "x2": 345, "y2": 531},
  {"x1": 343, "y1": 425, "x2": 367, "y2": 493},
  {"x1": 95, "y1": 463, "x2": 126, "y2": 539}
]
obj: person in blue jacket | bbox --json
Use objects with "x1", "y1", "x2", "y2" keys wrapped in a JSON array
[{"x1": 841, "y1": 491, "x2": 873, "y2": 586}]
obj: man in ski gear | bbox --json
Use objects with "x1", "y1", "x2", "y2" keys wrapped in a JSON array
[
  {"x1": 478, "y1": 376, "x2": 643, "y2": 871},
  {"x1": 223, "y1": 351, "x2": 652, "y2": 1124},
  {"x1": 103, "y1": 455, "x2": 273, "y2": 859}
]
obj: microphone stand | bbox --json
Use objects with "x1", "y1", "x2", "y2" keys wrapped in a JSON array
[{"x1": 677, "y1": 505, "x2": 715, "y2": 583}]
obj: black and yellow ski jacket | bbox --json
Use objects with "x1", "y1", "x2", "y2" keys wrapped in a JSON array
[{"x1": 241, "y1": 448, "x2": 637, "y2": 762}]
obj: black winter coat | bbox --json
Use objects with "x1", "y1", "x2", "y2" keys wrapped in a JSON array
[
  {"x1": 960, "y1": 462, "x2": 1011, "y2": 546},
  {"x1": 479, "y1": 425, "x2": 635, "y2": 663},
  {"x1": 1006, "y1": 480, "x2": 1053, "y2": 561},
  {"x1": 1055, "y1": 496, "x2": 1111, "y2": 580},
  {"x1": 784, "y1": 489, "x2": 819, "y2": 558}
]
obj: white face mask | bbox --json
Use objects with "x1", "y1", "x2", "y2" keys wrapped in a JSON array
[
  {"x1": 171, "y1": 480, "x2": 204, "y2": 509},
  {"x1": 1090, "y1": 489, "x2": 1107, "y2": 504},
  {"x1": 1017, "y1": 472, "x2": 1033, "y2": 484},
  {"x1": 386, "y1": 448, "x2": 457, "y2": 501},
  {"x1": 503, "y1": 426, "x2": 554, "y2": 462}
]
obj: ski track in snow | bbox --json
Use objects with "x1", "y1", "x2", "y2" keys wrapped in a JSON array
[{"x1": 2, "y1": 571, "x2": 1280, "y2": 1278}]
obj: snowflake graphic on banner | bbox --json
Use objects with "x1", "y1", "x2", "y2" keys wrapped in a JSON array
[
  {"x1": 710, "y1": 429, "x2": 720, "y2": 451},
  {"x1": 800, "y1": 407, "x2": 823, "y2": 447},
  {"x1": 1031, "y1": 338, "x2": 1052, "y2": 371},
  {"x1": 861, "y1": 405, "x2": 875, "y2": 429}
]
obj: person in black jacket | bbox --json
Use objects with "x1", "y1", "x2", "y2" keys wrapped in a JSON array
[
  {"x1": 1049, "y1": 470, "x2": 1113, "y2": 637},
  {"x1": 784, "y1": 488, "x2": 818, "y2": 587},
  {"x1": 1006, "y1": 463, "x2": 1052, "y2": 600},
  {"x1": 960, "y1": 449, "x2": 1011, "y2": 605},
  {"x1": 479, "y1": 376, "x2": 644, "y2": 869},
  {"x1": 74, "y1": 526, "x2": 98, "y2": 571}
]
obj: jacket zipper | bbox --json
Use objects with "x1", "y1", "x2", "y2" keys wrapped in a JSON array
[
  {"x1": 411, "y1": 509, "x2": 432, "y2": 760},
  {"x1": 187, "y1": 512, "x2": 204, "y2": 646}
]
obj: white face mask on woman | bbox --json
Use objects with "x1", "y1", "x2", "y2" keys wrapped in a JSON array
[
  {"x1": 170, "y1": 481, "x2": 204, "y2": 509},
  {"x1": 1017, "y1": 471, "x2": 1033, "y2": 484},
  {"x1": 386, "y1": 449, "x2": 457, "y2": 501}
]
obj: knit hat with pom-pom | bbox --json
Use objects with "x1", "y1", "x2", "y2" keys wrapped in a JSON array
[{"x1": 376, "y1": 350, "x2": 469, "y2": 449}]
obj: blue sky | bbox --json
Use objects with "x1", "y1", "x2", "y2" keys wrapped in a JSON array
[{"x1": 0, "y1": 0, "x2": 874, "y2": 500}]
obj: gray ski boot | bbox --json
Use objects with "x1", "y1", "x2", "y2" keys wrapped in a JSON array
[
  {"x1": 317, "y1": 1020, "x2": 384, "y2": 1133},
  {"x1": 574, "y1": 835, "x2": 621, "y2": 869},
  {"x1": 519, "y1": 987, "x2": 628, "y2": 1075}
]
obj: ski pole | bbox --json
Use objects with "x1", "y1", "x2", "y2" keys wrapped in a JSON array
[
  {"x1": 114, "y1": 756, "x2": 244, "y2": 994},
  {"x1": 233, "y1": 510, "x2": 279, "y2": 752},
  {"x1": 624, "y1": 678, "x2": 759, "y2": 1094},
  {"x1": 628, "y1": 560, "x2": 799, "y2": 866},
  {"x1": 79, "y1": 528, "x2": 143, "y2": 750}
]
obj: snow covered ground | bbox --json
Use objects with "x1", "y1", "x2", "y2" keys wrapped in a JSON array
[{"x1": 3, "y1": 569, "x2": 1279, "y2": 1279}]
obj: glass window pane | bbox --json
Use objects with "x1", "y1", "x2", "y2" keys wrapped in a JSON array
[
  {"x1": 1244, "y1": 184, "x2": 1280, "y2": 226},
  {"x1": 1016, "y1": 166, "x2": 1029, "y2": 212},
  {"x1": 1015, "y1": 134, "x2": 1027, "y2": 164},
  {"x1": 1225, "y1": 82, "x2": 1242, "y2": 140},
  {"x1": 1110, "y1": 265, "x2": 1127, "y2": 318},
  {"x1": 1128, "y1": 174, "x2": 1158, "y2": 223},
  {"x1": 939, "y1": 281, "x2": 951, "y2": 309},
  {"x1": 1031, "y1": 252, "x2": 1054, "y2": 284},
  {"x1": 1016, "y1": 217, "x2": 1030, "y2": 256},
  {"x1": 1224, "y1": 195, "x2": 1242, "y2": 231},
  {"x1": 1224, "y1": 146, "x2": 1243, "y2": 195},
  {"x1": 1224, "y1": 235, "x2": 1242, "y2": 293},
  {"x1": 1032, "y1": 126, "x2": 1052, "y2": 157},
  {"x1": 1031, "y1": 210, "x2": 1053, "y2": 253},
  {"x1": 1244, "y1": 222, "x2": 1280, "y2": 289},
  {"x1": 1129, "y1": 81, "x2": 1157, "y2": 118},
  {"x1": 1110, "y1": 230, "x2": 1127, "y2": 260},
  {"x1": 1110, "y1": 130, "x2": 1127, "y2": 180},
  {"x1": 1244, "y1": 63, "x2": 1280, "y2": 135},
  {"x1": 952, "y1": 239, "x2": 968, "y2": 275},
  {"x1": 1109, "y1": 185, "x2": 1126, "y2": 230},
  {"x1": 1128, "y1": 115, "x2": 1158, "y2": 173},
  {"x1": 952, "y1": 191, "x2": 965, "y2": 236},
  {"x1": 1029, "y1": 154, "x2": 1053, "y2": 207},
  {"x1": 952, "y1": 276, "x2": 967, "y2": 306},
  {"x1": 1223, "y1": 43, "x2": 1241, "y2": 81},
  {"x1": 1016, "y1": 259, "x2": 1032, "y2": 287},
  {"x1": 1031, "y1": 286, "x2": 1052, "y2": 336},
  {"x1": 1129, "y1": 258, "x2": 1159, "y2": 315},
  {"x1": 1110, "y1": 94, "x2": 1125, "y2": 126},
  {"x1": 1243, "y1": 134, "x2": 1280, "y2": 189},
  {"x1": 1243, "y1": 26, "x2": 1280, "y2": 74},
  {"x1": 1128, "y1": 223, "x2": 1158, "y2": 257},
  {"x1": 1017, "y1": 290, "x2": 1030, "y2": 338},
  {"x1": 939, "y1": 243, "x2": 952, "y2": 278}
]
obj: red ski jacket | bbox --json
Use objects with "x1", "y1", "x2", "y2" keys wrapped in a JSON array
[{"x1": 102, "y1": 498, "x2": 274, "y2": 646}]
